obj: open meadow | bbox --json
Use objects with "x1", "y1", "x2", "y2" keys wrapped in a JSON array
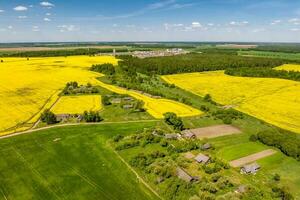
[
  {"x1": 0, "y1": 56, "x2": 200, "y2": 135},
  {"x1": 0, "y1": 122, "x2": 160, "y2": 200},
  {"x1": 162, "y1": 71, "x2": 300, "y2": 133}
]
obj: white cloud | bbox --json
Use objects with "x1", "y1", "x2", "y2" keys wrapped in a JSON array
[
  {"x1": 148, "y1": 0, "x2": 175, "y2": 10},
  {"x1": 7, "y1": 25, "x2": 13, "y2": 29},
  {"x1": 191, "y1": 22, "x2": 202, "y2": 28},
  {"x1": 126, "y1": 24, "x2": 136, "y2": 28},
  {"x1": 43, "y1": 17, "x2": 51, "y2": 21},
  {"x1": 14, "y1": 6, "x2": 28, "y2": 11},
  {"x1": 40, "y1": 2, "x2": 55, "y2": 7},
  {"x1": 0, "y1": 10, "x2": 4, "y2": 13},
  {"x1": 18, "y1": 16, "x2": 27, "y2": 19},
  {"x1": 58, "y1": 25, "x2": 78, "y2": 32},
  {"x1": 32, "y1": 26, "x2": 40, "y2": 32},
  {"x1": 163, "y1": 23, "x2": 183, "y2": 30},
  {"x1": 229, "y1": 21, "x2": 249, "y2": 26},
  {"x1": 46, "y1": 13, "x2": 51, "y2": 16},
  {"x1": 270, "y1": 20, "x2": 281, "y2": 25},
  {"x1": 288, "y1": 18, "x2": 300, "y2": 25},
  {"x1": 290, "y1": 28, "x2": 300, "y2": 31},
  {"x1": 207, "y1": 23, "x2": 214, "y2": 26}
]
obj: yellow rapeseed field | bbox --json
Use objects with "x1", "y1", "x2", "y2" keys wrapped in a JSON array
[
  {"x1": 162, "y1": 71, "x2": 300, "y2": 133},
  {"x1": 52, "y1": 95, "x2": 102, "y2": 114},
  {"x1": 95, "y1": 81, "x2": 202, "y2": 118},
  {"x1": 0, "y1": 55, "x2": 201, "y2": 135},
  {"x1": 275, "y1": 64, "x2": 300, "y2": 72},
  {"x1": 0, "y1": 56, "x2": 116, "y2": 134}
]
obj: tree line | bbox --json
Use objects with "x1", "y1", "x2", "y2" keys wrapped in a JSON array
[
  {"x1": 3, "y1": 48, "x2": 128, "y2": 57},
  {"x1": 225, "y1": 67, "x2": 300, "y2": 82},
  {"x1": 117, "y1": 53, "x2": 284, "y2": 75},
  {"x1": 250, "y1": 130, "x2": 300, "y2": 160}
]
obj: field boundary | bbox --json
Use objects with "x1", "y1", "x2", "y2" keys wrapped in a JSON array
[
  {"x1": 229, "y1": 149, "x2": 277, "y2": 167},
  {"x1": 0, "y1": 119, "x2": 160, "y2": 140}
]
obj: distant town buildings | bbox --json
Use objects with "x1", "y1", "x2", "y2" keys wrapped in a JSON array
[{"x1": 132, "y1": 48, "x2": 188, "y2": 58}]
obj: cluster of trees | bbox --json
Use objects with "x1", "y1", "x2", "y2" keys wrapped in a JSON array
[
  {"x1": 83, "y1": 111, "x2": 103, "y2": 122},
  {"x1": 62, "y1": 82, "x2": 99, "y2": 95},
  {"x1": 202, "y1": 159, "x2": 229, "y2": 174},
  {"x1": 41, "y1": 109, "x2": 57, "y2": 125},
  {"x1": 7, "y1": 48, "x2": 129, "y2": 57},
  {"x1": 130, "y1": 151, "x2": 166, "y2": 168},
  {"x1": 225, "y1": 67, "x2": 300, "y2": 82},
  {"x1": 250, "y1": 130, "x2": 300, "y2": 160},
  {"x1": 255, "y1": 44, "x2": 300, "y2": 53},
  {"x1": 163, "y1": 112, "x2": 184, "y2": 131},
  {"x1": 211, "y1": 109, "x2": 244, "y2": 124},
  {"x1": 90, "y1": 63, "x2": 116, "y2": 75},
  {"x1": 117, "y1": 53, "x2": 284, "y2": 75}
]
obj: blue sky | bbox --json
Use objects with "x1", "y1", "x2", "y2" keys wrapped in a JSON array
[{"x1": 0, "y1": 0, "x2": 300, "y2": 42}]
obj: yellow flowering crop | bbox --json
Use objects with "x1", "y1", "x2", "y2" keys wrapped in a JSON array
[
  {"x1": 52, "y1": 95, "x2": 102, "y2": 114},
  {"x1": 95, "y1": 81, "x2": 202, "y2": 118},
  {"x1": 0, "y1": 55, "x2": 201, "y2": 135},
  {"x1": 162, "y1": 71, "x2": 300, "y2": 134},
  {"x1": 275, "y1": 64, "x2": 300, "y2": 72}
]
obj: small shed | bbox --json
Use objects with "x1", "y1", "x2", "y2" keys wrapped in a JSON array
[
  {"x1": 165, "y1": 134, "x2": 180, "y2": 140},
  {"x1": 202, "y1": 143, "x2": 211, "y2": 150},
  {"x1": 194, "y1": 153, "x2": 210, "y2": 164},
  {"x1": 111, "y1": 98, "x2": 121, "y2": 104},
  {"x1": 236, "y1": 185, "x2": 247, "y2": 193},
  {"x1": 184, "y1": 152, "x2": 195, "y2": 159},
  {"x1": 241, "y1": 163, "x2": 260, "y2": 174},
  {"x1": 56, "y1": 114, "x2": 71, "y2": 122},
  {"x1": 176, "y1": 167, "x2": 194, "y2": 183},
  {"x1": 123, "y1": 97, "x2": 134, "y2": 101},
  {"x1": 182, "y1": 130, "x2": 196, "y2": 139},
  {"x1": 123, "y1": 104, "x2": 134, "y2": 109}
]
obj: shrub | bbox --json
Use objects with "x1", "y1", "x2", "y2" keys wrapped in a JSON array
[
  {"x1": 83, "y1": 111, "x2": 103, "y2": 122},
  {"x1": 273, "y1": 173, "x2": 281, "y2": 182},
  {"x1": 113, "y1": 134, "x2": 124, "y2": 142},
  {"x1": 164, "y1": 112, "x2": 184, "y2": 131},
  {"x1": 249, "y1": 134, "x2": 258, "y2": 142},
  {"x1": 41, "y1": 109, "x2": 57, "y2": 125}
]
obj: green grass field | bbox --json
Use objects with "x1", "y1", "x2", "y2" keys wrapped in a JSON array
[
  {"x1": 238, "y1": 50, "x2": 300, "y2": 61},
  {"x1": 216, "y1": 142, "x2": 269, "y2": 161},
  {"x1": 0, "y1": 122, "x2": 160, "y2": 200}
]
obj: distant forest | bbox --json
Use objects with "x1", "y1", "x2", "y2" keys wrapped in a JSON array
[
  {"x1": 117, "y1": 53, "x2": 284, "y2": 75},
  {"x1": 2, "y1": 48, "x2": 129, "y2": 57}
]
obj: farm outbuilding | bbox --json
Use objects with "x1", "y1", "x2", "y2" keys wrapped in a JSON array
[
  {"x1": 165, "y1": 133, "x2": 180, "y2": 140},
  {"x1": 241, "y1": 163, "x2": 260, "y2": 174},
  {"x1": 202, "y1": 143, "x2": 211, "y2": 150},
  {"x1": 182, "y1": 130, "x2": 196, "y2": 139},
  {"x1": 176, "y1": 167, "x2": 199, "y2": 183},
  {"x1": 55, "y1": 114, "x2": 71, "y2": 122},
  {"x1": 194, "y1": 153, "x2": 210, "y2": 164}
]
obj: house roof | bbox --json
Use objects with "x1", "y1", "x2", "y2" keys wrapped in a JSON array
[
  {"x1": 242, "y1": 163, "x2": 260, "y2": 173},
  {"x1": 194, "y1": 153, "x2": 210, "y2": 163},
  {"x1": 182, "y1": 130, "x2": 196, "y2": 138},
  {"x1": 165, "y1": 134, "x2": 179, "y2": 139},
  {"x1": 202, "y1": 143, "x2": 211, "y2": 150},
  {"x1": 176, "y1": 167, "x2": 193, "y2": 182}
]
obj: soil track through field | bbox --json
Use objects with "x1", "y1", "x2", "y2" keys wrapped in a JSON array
[
  {"x1": 187, "y1": 125, "x2": 241, "y2": 139},
  {"x1": 229, "y1": 149, "x2": 277, "y2": 167},
  {"x1": 112, "y1": 149, "x2": 163, "y2": 200}
]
